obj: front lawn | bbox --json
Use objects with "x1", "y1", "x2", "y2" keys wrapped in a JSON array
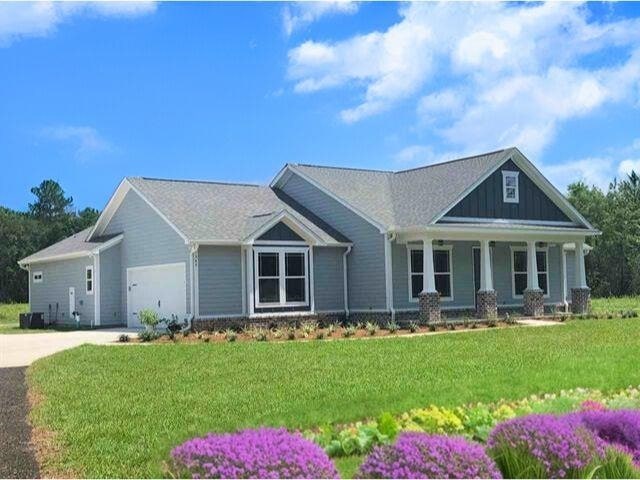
[
  {"x1": 591, "y1": 296, "x2": 640, "y2": 313},
  {"x1": 0, "y1": 303, "x2": 27, "y2": 333},
  {"x1": 28, "y1": 318, "x2": 640, "y2": 478}
]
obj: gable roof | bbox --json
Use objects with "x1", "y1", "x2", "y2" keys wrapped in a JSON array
[
  {"x1": 274, "y1": 148, "x2": 596, "y2": 231},
  {"x1": 19, "y1": 228, "x2": 122, "y2": 265}
]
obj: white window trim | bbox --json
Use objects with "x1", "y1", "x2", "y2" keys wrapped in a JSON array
[
  {"x1": 510, "y1": 245, "x2": 549, "y2": 299},
  {"x1": 86, "y1": 265, "x2": 94, "y2": 295},
  {"x1": 502, "y1": 171, "x2": 520, "y2": 203},
  {"x1": 253, "y1": 246, "x2": 310, "y2": 308},
  {"x1": 33, "y1": 271, "x2": 43, "y2": 284},
  {"x1": 407, "y1": 244, "x2": 454, "y2": 303}
]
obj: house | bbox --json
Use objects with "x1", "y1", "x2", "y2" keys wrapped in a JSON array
[{"x1": 18, "y1": 148, "x2": 598, "y2": 329}]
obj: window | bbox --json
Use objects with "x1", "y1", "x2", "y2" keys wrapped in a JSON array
[
  {"x1": 86, "y1": 266, "x2": 94, "y2": 295},
  {"x1": 512, "y1": 248, "x2": 548, "y2": 297},
  {"x1": 254, "y1": 247, "x2": 309, "y2": 307},
  {"x1": 502, "y1": 171, "x2": 519, "y2": 203},
  {"x1": 33, "y1": 271, "x2": 43, "y2": 284},
  {"x1": 408, "y1": 246, "x2": 453, "y2": 301}
]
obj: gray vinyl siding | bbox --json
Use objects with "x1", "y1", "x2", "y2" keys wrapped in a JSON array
[
  {"x1": 257, "y1": 222, "x2": 304, "y2": 241},
  {"x1": 444, "y1": 160, "x2": 572, "y2": 222},
  {"x1": 277, "y1": 175, "x2": 386, "y2": 310},
  {"x1": 393, "y1": 240, "x2": 566, "y2": 311},
  {"x1": 29, "y1": 257, "x2": 95, "y2": 326},
  {"x1": 198, "y1": 246, "x2": 243, "y2": 316},
  {"x1": 566, "y1": 251, "x2": 576, "y2": 300},
  {"x1": 99, "y1": 243, "x2": 122, "y2": 325},
  {"x1": 103, "y1": 190, "x2": 191, "y2": 321},
  {"x1": 313, "y1": 247, "x2": 345, "y2": 311}
]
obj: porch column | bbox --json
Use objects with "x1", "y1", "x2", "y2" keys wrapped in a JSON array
[
  {"x1": 571, "y1": 240, "x2": 591, "y2": 314},
  {"x1": 523, "y1": 240, "x2": 544, "y2": 316},
  {"x1": 419, "y1": 237, "x2": 440, "y2": 324},
  {"x1": 476, "y1": 239, "x2": 497, "y2": 319}
]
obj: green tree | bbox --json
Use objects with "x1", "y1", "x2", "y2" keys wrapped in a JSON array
[{"x1": 28, "y1": 179, "x2": 73, "y2": 220}]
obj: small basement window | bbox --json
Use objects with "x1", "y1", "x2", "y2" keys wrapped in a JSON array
[
  {"x1": 33, "y1": 271, "x2": 43, "y2": 283},
  {"x1": 86, "y1": 266, "x2": 94, "y2": 295},
  {"x1": 502, "y1": 171, "x2": 520, "y2": 203}
]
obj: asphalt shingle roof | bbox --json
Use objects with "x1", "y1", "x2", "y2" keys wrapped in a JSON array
[{"x1": 19, "y1": 227, "x2": 120, "y2": 264}]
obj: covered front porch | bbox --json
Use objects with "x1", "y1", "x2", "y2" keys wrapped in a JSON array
[{"x1": 393, "y1": 224, "x2": 597, "y2": 323}]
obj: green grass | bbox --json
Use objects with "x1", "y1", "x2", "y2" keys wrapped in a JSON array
[
  {"x1": 0, "y1": 303, "x2": 27, "y2": 333},
  {"x1": 29, "y1": 318, "x2": 640, "y2": 478},
  {"x1": 334, "y1": 455, "x2": 365, "y2": 479},
  {"x1": 591, "y1": 296, "x2": 640, "y2": 313}
]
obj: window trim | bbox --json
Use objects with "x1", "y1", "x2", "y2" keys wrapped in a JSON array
[
  {"x1": 510, "y1": 246, "x2": 549, "y2": 299},
  {"x1": 407, "y1": 244, "x2": 454, "y2": 303},
  {"x1": 86, "y1": 265, "x2": 94, "y2": 295},
  {"x1": 253, "y1": 246, "x2": 309, "y2": 308},
  {"x1": 33, "y1": 271, "x2": 43, "y2": 284},
  {"x1": 502, "y1": 170, "x2": 520, "y2": 203}
]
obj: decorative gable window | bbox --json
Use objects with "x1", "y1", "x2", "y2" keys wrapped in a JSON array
[
  {"x1": 502, "y1": 171, "x2": 520, "y2": 203},
  {"x1": 254, "y1": 247, "x2": 309, "y2": 307},
  {"x1": 86, "y1": 266, "x2": 94, "y2": 295},
  {"x1": 408, "y1": 245, "x2": 453, "y2": 302},
  {"x1": 33, "y1": 271, "x2": 43, "y2": 283}
]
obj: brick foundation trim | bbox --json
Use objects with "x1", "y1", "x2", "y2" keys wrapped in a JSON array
[
  {"x1": 419, "y1": 291, "x2": 440, "y2": 324},
  {"x1": 476, "y1": 290, "x2": 497, "y2": 319},
  {"x1": 523, "y1": 289, "x2": 544, "y2": 317},
  {"x1": 571, "y1": 287, "x2": 591, "y2": 314}
]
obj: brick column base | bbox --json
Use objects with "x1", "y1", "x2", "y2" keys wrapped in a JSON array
[
  {"x1": 523, "y1": 289, "x2": 544, "y2": 317},
  {"x1": 476, "y1": 290, "x2": 497, "y2": 319},
  {"x1": 419, "y1": 291, "x2": 440, "y2": 324},
  {"x1": 571, "y1": 287, "x2": 591, "y2": 314}
]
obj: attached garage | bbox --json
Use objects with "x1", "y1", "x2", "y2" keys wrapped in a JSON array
[{"x1": 126, "y1": 262, "x2": 187, "y2": 328}]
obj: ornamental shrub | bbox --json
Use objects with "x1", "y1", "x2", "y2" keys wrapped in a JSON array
[
  {"x1": 487, "y1": 414, "x2": 605, "y2": 479},
  {"x1": 169, "y1": 428, "x2": 338, "y2": 479},
  {"x1": 356, "y1": 432, "x2": 501, "y2": 479},
  {"x1": 400, "y1": 406, "x2": 465, "y2": 435}
]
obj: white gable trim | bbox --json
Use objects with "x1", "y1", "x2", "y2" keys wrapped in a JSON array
[
  {"x1": 88, "y1": 178, "x2": 189, "y2": 244},
  {"x1": 17, "y1": 235, "x2": 123, "y2": 266},
  {"x1": 271, "y1": 165, "x2": 388, "y2": 234},
  {"x1": 430, "y1": 148, "x2": 597, "y2": 231},
  {"x1": 243, "y1": 210, "x2": 325, "y2": 245}
]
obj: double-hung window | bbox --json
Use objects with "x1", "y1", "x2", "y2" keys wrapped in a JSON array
[
  {"x1": 86, "y1": 266, "x2": 94, "y2": 295},
  {"x1": 408, "y1": 246, "x2": 453, "y2": 302},
  {"x1": 254, "y1": 247, "x2": 309, "y2": 307},
  {"x1": 502, "y1": 171, "x2": 519, "y2": 203},
  {"x1": 512, "y1": 248, "x2": 548, "y2": 297}
]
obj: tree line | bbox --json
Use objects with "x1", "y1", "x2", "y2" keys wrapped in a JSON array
[
  {"x1": 0, "y1": 180, "x2": 99, "y2": 302},
  {"x1": 0, "y1": 172, "x2": 638, "y2": 304}
]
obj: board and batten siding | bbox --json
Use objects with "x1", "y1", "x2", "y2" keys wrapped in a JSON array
[
  {"x1": 277, "y1": 174, "x2": 386, "y2": 311},
  {"x1": 392, "y1": 240, "x2": 565, "y2": 311},
  {"x1": 198, "y1": 246, "x2": 243, "y2": 316},
  {"x1": 99, "y1": 242, "x2": 122, "y2": 325},
  {"x1": 313, "y1": 246, "x2": 345, "y2": 311},
  {"x1": 102, "y1": 189, "x2": 191, "y2": 321},
  {"x1": 443, "y1": 160, "x2": 572, "y2": 222},
  {"x1": 29, "y1": 257, "x2": 95, "y2": 326}
]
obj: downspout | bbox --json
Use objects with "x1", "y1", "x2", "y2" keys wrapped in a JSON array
[
  {"x1": 188, "y1": 242, "x2": 199, "y2": 331},
  {"x1": 342, "y1": 245, "x2": 352, "y2": 318},
  {"x1": 385, "y1": 232, "x2": 397, "y2": 321}
]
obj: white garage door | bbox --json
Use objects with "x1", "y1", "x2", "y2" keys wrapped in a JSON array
[{"x1": 127, "y1": 262, "x2": 187, "y2": 328}]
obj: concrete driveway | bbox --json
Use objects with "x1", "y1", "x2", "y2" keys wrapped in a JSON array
[{"x1": 0, "y1": 328, "x2": 137, "y2": 367}]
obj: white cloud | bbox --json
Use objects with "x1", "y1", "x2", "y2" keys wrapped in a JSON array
[
  {"x1": 543, "y1": 157, "x2": 614, "y2": 192},
  {"x1": 619, "y1": 159, "x2": 640, "y2": 177},
  {"x1": 283, "y1": 1, "x2": 357, "y2": 36},
  {"x1": 287, "y1": 2, "x2": 640, "y2": 156},
  {"x1": 0, "y1": 2, "x2": 155, "y2": 46},
  {"x1": 42, "y1": 125, "x2": 112, "y2": 159}
]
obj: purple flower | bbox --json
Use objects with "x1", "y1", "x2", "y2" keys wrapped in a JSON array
[
  {"x1": 169, "y1": 428, "x2": 338, "y2": 479},
  {"x1": 487, "y1": 414, "x2": 605, "y2": 479},
  {"x1": 356, "y1": 432, "x2": 501, "y2": 479},
  {"x1": 571, "y1": 409, "x2": 640, "y2": 467}
]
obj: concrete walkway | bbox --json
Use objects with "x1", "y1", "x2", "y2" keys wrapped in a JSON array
[{"x1": 0, "y1": 328, "x2": 137, "y2": 368}]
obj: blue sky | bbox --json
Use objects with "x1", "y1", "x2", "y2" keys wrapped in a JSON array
[{"x1": 1, "y1": 1, "x2": 639, "y2": 213}]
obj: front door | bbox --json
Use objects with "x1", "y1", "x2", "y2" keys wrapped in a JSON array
[{"x1": 68, "y1": 287, "x2": 76, "y2": 318}]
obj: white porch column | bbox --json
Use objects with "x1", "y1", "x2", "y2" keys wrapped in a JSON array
[
  {"x1": 422, "y1": 237, "x2": 436, "y2": 293},
  {"x1": 526, "y1": 240, "x2": 539, "y2": 290},
  {"x1": 479, "y1": 239, "x2": 493, "y2": 291},
  {"x1": 575, "y1": 240, "x2": 588, "y2": 288}
]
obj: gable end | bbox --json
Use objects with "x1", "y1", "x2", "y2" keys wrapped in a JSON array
[{"x1": 257, "y1": 222, "x2": 304, "y2": 242}]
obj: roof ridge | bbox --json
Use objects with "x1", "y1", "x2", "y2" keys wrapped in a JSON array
[
  {"x1": 394, "y1": 148, "x2": 510, "y2": 174},
  {"x1": 133, "y1": 176, "x2": 263, "y2": 188},
  {"x1": 295, "y1": 163, "x2": 393, "y2": 174}
]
